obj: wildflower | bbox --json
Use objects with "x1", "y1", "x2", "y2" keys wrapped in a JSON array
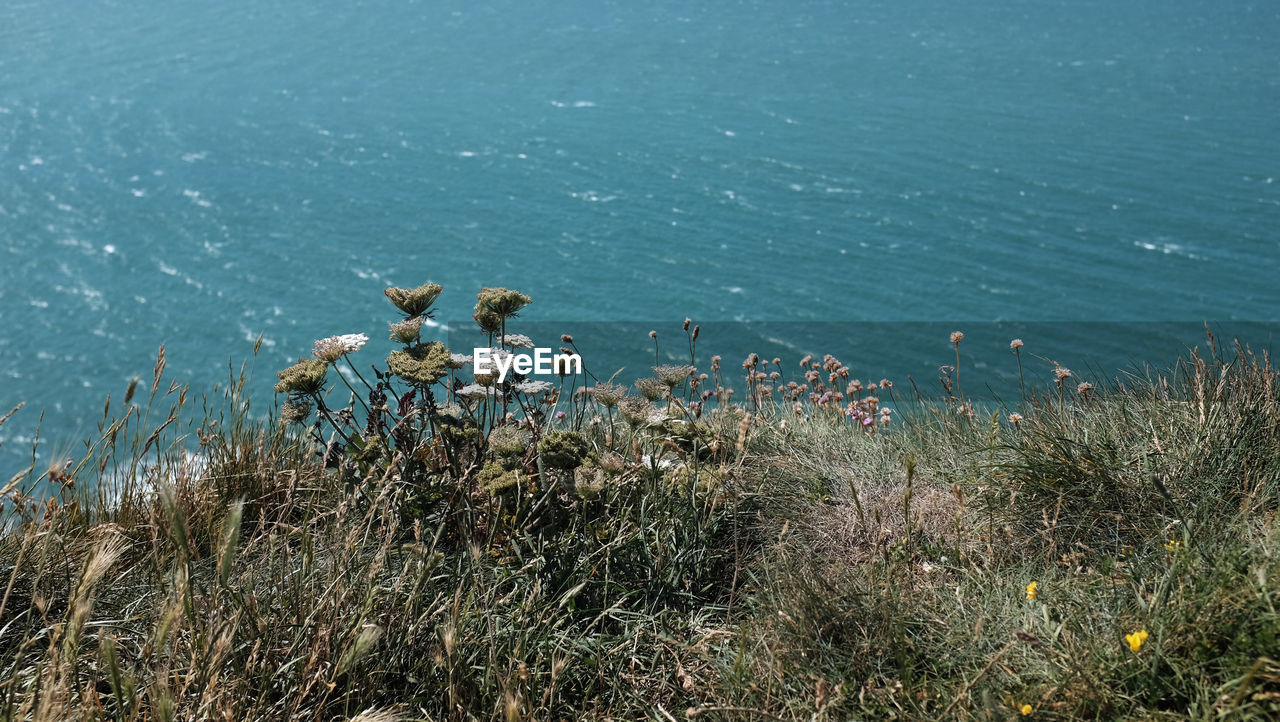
[
  {"x1": 503, "y1": 333, "x2": 535, "y2": 349},
  {"x1": 457, "y1": 384, "x2": 495, "y2": 400},
  {"x1": 653, "y1": 364, "x2": 696, "y2": 388},
  {"x1": 649, "y1": 330, "x2": 657, "y2": 339},
  {"x1": 488, "y1": 426, "x2": 530, "y2": 457},
  {"x1": 619, "y1": 396, "x2": 653, "y2": 428},
  {"x1": 386, "y1": 341, "x2": 450, "y2": 386},
  {"x1": 1165, "y1": 539, "x2": 1184, "y2": 551},
  {"x1": 635, "y1": 377, "x2": 666, "y2": 401},
  {"x1": 1020, "y1": 703, "x2": 1033, "y2": 716},
  {"x1": 1077, "y1": 381, "x2": 1094, "y2": 396},
  {"x1": 474, "y1": 287, "x2": 531, "y2": 320},
  {"x1": 1025, "y1": 581, "x2": 1038, "y2": 600},
  {"x1": 447, "y1": 352, "x2": 472, "y2": 370},
  {"x1": 1053, "y1": 366, "x2": 1072, "y2": 382},
  {"x1": 280, "y1": 400, "x2": 312, "y2": 425},
  {"x1": 384, "y1": 283, "x2": 443, "y2": 317},
  {"x1": 312, "y1": 333, "x2": 369, "y2": 363},
  {"x1": 389, "y1": 318, "x2": 424, "y2": 344},
  {"x1": 598, "y1": 452, "x2": 626, "y2": 475},
  {"x1": 1010, "y1": 338, "x2": 1024, "y2": 350},
  {"x1": 1125, "y1": 629, "x2": 1149, "y2": 652},
  {"x1": 589, "y1": 382, "x2": 627, "y2": 409},
  {"x1": 951, "y1": 331, "x2": 964, "y2": 344},
  {"x1": 474, "y1": 308, "x2": 503, "y2": 334},
  {"x1": 555, "y1": 410, "x2": 565, "y2": 420},
  {"x1": 515, "y1": 380, "x2": 553, "y2": 395},
  {"x1": 275, "y1": 358, "x2": 329, "y2": 395},
  {"x1": 1009, "y1": 412, "x2": 1024, "y2": 426},
  {"x1": 436, "y1": 402, "x2": 463, "y2": 418},
  {"x1": 539, "y1": 430, "x2": 588, "y2": 469},
  {"x1": 561, "y1": 333, "x2": 573, "y2": 343},
  {"x1": 574, "y1": 464, "x2": 606, "y2": 499},
  {"x1": 683, "y1": 318, "x2": 691, "y2": 331}
]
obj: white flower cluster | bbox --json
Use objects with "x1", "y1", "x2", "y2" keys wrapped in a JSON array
[
  {"x1": 515, "y1": 380, "x2": 554, "y2": 395},
  {"x1": 457, "y1": 384, "x2": 496, "y2": 400},
  {"x1": 502, "y1": 333, "x2": 535, "y2": 349},
  {"x1": 312, "y1": 333, "x2": 369, "y2": 362}
]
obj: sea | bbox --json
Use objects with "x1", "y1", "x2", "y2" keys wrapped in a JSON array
[{"x1": 2, "y1": 0, "x2": 1278, "y2": 476}]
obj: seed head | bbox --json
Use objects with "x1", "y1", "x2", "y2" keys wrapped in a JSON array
[
  {"x1": 619, "y1": 396, "x2": 653, "y2": 427},
  {"x1": 280, "y1": 400, "x2": 313, "y2": 425},
  {"x1": 652, "y1": 364, "x2": 696, "y2": 388},
  {"x1": 474, "y1": 308, "x2": 503, "y2": 334},
  {"x1": 386, "y1": 341, "x2": 450, "y2": 386},
  {"x1": 635, "y1": 377, "x2": 666, "y2": 401},
  {"x1": 384, "y1": 283, "x2": 443, "y2": 317},
  {"x1": 275, "y1": 358, "x2": 329, "y2": 395},
  {"x1": 388, "y1": 318, "x2": 424, "y2": 344},
  {"x1": 589, "y1": 382, "x2": 627, "y2": 409},
  {"x1": 475, "y1": 287, "x2": 531, "y2": 319}
]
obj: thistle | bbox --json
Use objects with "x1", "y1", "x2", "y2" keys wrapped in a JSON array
[
  {"x1": 384, "y1": 283, "x2": 443, "y2": 318},
  {"x1": 386, "y1": 341, "x2": 450, "y2": 386}
]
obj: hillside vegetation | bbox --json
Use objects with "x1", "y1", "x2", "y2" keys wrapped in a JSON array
[{"x1": 2, "y1": 285, "x2": 1277, "y2": 720}]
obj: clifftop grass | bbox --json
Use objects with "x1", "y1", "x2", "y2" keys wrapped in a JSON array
[{"x1": 1, "y1": 287, "x2": 1277, "y2": 721}]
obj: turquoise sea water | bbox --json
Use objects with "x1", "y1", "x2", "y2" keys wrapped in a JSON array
[{"x1": 2, "y1": 1, "x2": 1278, "y2": 470}]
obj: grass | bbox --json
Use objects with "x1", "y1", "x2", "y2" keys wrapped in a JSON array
[{"x1": 2, "y1": 289, "x2": 1278, "y2": 720}]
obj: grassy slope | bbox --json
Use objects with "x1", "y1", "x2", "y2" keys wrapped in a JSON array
[{"x1": 1, "y1": 338, "x2": 1278, "y2": 721}]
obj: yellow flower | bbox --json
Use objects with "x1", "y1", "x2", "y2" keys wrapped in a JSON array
[
  {"x1": 1020, "y1": 703, "x2": 1033, "y2": 716},
  {"x1": 1025, "y1": 581, "x2": 1038, "y2": 600},
  {"x1": 1125, "y1": 629, "x2": 1149, "y2": 652},
  {"x1": 1165, "y1": 539, "x2": 1183, "y2": 551}
]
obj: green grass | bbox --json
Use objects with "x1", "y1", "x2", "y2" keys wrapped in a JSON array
[{"x1": 2, "y1": 307, "x2": 1278, "y2": 720}]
